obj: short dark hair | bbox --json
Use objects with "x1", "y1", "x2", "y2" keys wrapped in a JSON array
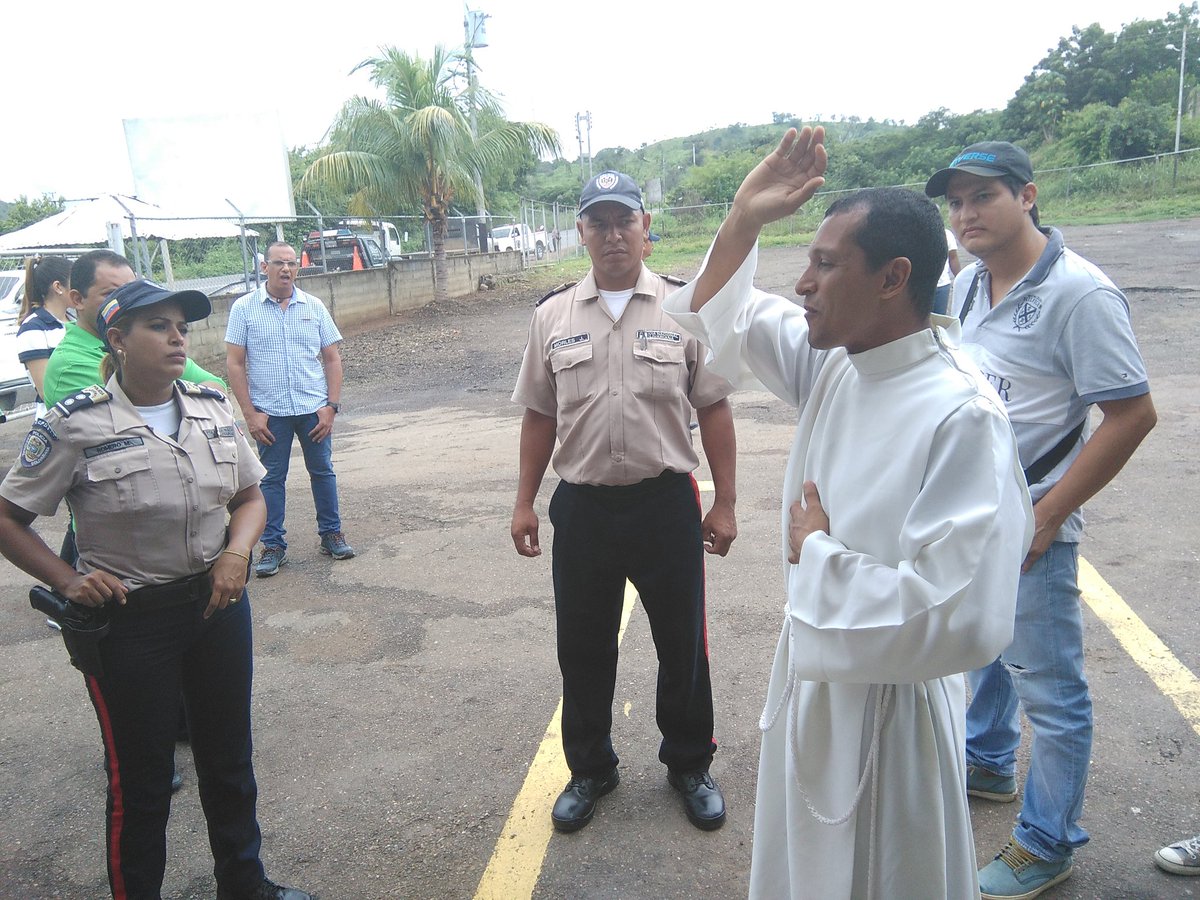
[
  {"x1": 823, "y1": 188, "x2": 946, "y2": 318},
  {"x1": 996, "y1": 174, "x2": 1041, "y2": 227},
  {"x1": 69, "y1": 249, "x2": 131, "y2": 298},
  {"x1": 264, "y1": 240, "x2": 294, "y2": 257}
]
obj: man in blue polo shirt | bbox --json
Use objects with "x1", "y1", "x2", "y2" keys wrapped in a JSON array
[
  {"x1": 225, "y1": 240, "x2": 354, "y2": 577},
  {"x1": 926, "y1": 143, "x2": 1157, "y2": 899}
]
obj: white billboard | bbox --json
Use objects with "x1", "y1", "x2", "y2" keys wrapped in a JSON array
[{"x1": 124, "y1": 113, "x2": 296, "y2": 221}]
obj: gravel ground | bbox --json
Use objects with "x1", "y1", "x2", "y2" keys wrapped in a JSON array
[{"x1": 2, "y1": 220, "x2": 1200, "y2": 899}]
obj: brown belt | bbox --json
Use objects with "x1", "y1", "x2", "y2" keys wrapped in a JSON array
[{"x1": 117, "y1": 570, "x2": 212, "y2": 612}]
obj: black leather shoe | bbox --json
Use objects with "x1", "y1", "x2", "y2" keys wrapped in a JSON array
[
  {"x1": 668, "y1": 769, "x2": 726, "y2": 830},
  {"x1": 551, "y1": 768, "x2": 620, "y2": 832},
  {"x1": 170, "y1": 769, "x2": 184, "y2": 793},
  {"x1": 216, "y1": 876, "x2": 314, "y2": 900}
]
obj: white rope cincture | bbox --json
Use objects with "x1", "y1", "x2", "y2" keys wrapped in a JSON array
[
  {"x1": 757, "y1": 623, "x2": 797, "y2": 733},
  {"x1": 759, "y1": 629, "x2": 893, "y2": 899},
  {"x1": 783, "y1": 682, "x2": 891, "y2": 828}
]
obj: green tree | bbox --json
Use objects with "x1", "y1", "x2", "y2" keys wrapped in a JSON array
[
  {"x1": 671, "y1": 150, "x2": 759, "y2": 205},
  {"x1": 1058, "y1": 99, "x2": 1175, "y2": 162},
  {"x1": 1003, "y1": 8, "x2": 1199, "y2": 152},
  {"x1": 299, "y1": 45, "x2": 559, "y2": 302},
  {"x1": 1005, "y1": 70, "x2": 1069, "y2": 144},
  {"x1": 290, "y1": 145, "x2": 364, "y2": 220},
  {"x1": 1, "y1": 194, "x2": 64, "y2": 234}
]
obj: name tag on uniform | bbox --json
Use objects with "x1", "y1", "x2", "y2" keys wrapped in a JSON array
[
  {"x1": 202, "y1": 426, "x2": 237, "y2": 439},
  {"x1": 550, "y1": 333, "x2": 591, "y2": 351},
  {"x1": 636, "y1": 329, "x2": 682, "y2": 344},
  {"x1": 84, "y1": 437, "x2": 145, "y2": 459}
]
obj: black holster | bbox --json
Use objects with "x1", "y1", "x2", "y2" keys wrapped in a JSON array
[{"x1": 29, "y1": 586, "x2": 110, "y2": 678}]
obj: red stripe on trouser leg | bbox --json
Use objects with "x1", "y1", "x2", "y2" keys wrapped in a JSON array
[
  {"x1": 86, "y1": 673, "x2": 128, "y2": 900},
  {"x1": 688, "y1": 473, "x2": 711, "y2": 657},
  {"x1": 689, "y1": 472, "x2": 718, "y2": 754}
]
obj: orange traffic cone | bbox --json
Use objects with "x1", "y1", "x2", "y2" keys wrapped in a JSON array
[
  {"x1": 351, "y1": 245, "x2": 364, "y2": 270},
  {"x1": 300, "y1": 249, "x2": 311, "y2": 267}
]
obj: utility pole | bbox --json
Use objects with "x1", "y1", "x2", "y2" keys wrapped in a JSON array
[
  {"x1": 586, "y1": 110, "x2": 593, "y2": 179},
  {"x1": 464, "y1": 6, "x2": 490, "y2": 217},
  {"x1": 575, "y1": 111, "x2": 593, "y2": 185}
]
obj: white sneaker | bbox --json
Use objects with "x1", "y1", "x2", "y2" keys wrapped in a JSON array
[{"x1": 1155, "y1": 835, "x2": 1200, "y2": 875}]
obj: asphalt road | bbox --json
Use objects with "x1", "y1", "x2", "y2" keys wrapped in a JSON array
[{"x1": 1, "y1": 218, "x2": 1199, "y2": 899}]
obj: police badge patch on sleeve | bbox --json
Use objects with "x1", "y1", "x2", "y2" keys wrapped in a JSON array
[{"x1": 20, "y1": 428, "x2": 53, "y2": 468}]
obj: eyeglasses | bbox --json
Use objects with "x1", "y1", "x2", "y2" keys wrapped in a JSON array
[{"x1": 266, "y1": 259, "x2": 300, "y2": 268}]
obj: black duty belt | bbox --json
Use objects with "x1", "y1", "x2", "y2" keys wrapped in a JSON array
[
  {"x1": 117, "y1": 570, "x2": 213, "y2": 612},
  {"x1": 574, "y1": 469, "x2": 687, "y2": 500}
]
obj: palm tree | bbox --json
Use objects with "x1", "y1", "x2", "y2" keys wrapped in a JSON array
[{"x1": 299, "y1": 45, "x2": 560, "y2": 302}]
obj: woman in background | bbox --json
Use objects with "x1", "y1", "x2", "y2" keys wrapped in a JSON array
[{"x1": 16, "y1": 254, "x2": 74, "y2": 416}]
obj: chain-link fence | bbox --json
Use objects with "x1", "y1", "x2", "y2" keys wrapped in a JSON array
[{"x1": 2, "y1": 149, "x2": 1197, "y2": 289}]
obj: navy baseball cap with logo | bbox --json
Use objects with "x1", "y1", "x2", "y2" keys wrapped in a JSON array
[
  {"x1": 97, "y1": 279, "x2": 211, "y2": 337},
  {"x1": 579, "y1": 170, "x2": 644, "y2": 215},
  {"x1": 924, "y1": 141, "x2": 1035, "y2": 198}
]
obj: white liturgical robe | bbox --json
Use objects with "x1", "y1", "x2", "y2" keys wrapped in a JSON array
[{"x1": 665, "y1": 243, "x2": 1033, "y2": 900}]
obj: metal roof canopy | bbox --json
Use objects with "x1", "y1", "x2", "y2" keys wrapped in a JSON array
[{"x1": 0, "y1": 194, "x2": 259, "y2": 251}]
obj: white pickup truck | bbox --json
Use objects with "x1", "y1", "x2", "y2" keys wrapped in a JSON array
[
  {"x1": 489, "y1": 223, "x2": 548, "y2": 259},
  {"x1": 338, "y1": 219, "x2": 405, "y2": 259},
  {"x1": 0, "y1": 271, "x2": 34, "y2": 413}
]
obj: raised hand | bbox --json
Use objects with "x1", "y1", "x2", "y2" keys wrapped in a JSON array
[
  {"x1": 732, "y1": 126, "x2": 828, "y2": 229},
  {"x1": 689, "y1": 126, "x2": 828, "y2": 312}
]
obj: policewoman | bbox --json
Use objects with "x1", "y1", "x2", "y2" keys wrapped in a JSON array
[{"x1": 0, "y1": 280, "x2": 311, "y2": 900}]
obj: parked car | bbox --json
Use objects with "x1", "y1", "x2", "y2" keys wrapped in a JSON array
[
  {"x1": 0, "y1": 270, "x2": 35, "y2": 412},
  {"x1": 0, "y1": 269, "x2": 23, "y2": 318}
]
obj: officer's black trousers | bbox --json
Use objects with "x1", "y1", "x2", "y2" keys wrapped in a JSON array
[
  {"x1": 84, "y1": 586, "x2": 265, "y2": 900},
  {"x1": 549, "y1": 470, "x2": 717, "y2": 777}
]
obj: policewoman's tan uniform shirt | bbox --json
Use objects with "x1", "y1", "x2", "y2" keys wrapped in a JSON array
[
  {"x1": 1, "y1": 379, "x2": 266, "y2": 591},
  {"x1": 512, "y1": 265, "x2": 732, "y2": 486}
]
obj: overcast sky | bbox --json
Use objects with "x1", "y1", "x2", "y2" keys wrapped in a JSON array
[{"x1": 0, "y1": 0, "x2": 1183, "y2": 203}]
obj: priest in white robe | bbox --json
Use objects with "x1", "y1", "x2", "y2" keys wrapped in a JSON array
[{"x1": 664, "y1": 127, "x2": 1034, "y2": 900}]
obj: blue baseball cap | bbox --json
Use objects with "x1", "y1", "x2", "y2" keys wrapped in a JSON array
[
  {"x1": 97, "y1": 279, "x2": 210, "y2": 336},
  {"x1": 579, "y1": 171, "x2": 644, "y2": 215}
]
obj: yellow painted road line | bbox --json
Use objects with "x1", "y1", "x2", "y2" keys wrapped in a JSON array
[
  {"x1": 473, "y1": 580, "x2": 640, "y2": 900},
  {"x1": 1079, "y1": 556, "x2": 1200, "y2": 738}
]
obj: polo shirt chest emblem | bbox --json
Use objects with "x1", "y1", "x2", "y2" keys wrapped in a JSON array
[{"x1": 1013, "y1": 296, "x2": 1043, "y2": 331}]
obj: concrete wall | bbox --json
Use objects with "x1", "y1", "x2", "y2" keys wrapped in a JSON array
[{"x1": 184, "y1": 251, "x2": 526, "y2": 371}]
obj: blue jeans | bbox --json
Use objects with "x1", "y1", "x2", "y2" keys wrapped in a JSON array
[
  {"x1": 966, "y1": 540, "x2": 1092, "y2": 861},
  {"x1": 257, "y1": 412, "x2": 341, "y2": 550}
]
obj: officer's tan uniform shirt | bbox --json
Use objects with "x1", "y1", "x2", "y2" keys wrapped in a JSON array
[
  {"x1": 513, "y1": 265, "x2": 732, "y2": 486},
  {"x1": 1, "y1": 379, "x2": 266, "y2": 591}
]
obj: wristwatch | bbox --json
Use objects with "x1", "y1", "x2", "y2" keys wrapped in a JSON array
[{"x1": 325, "y1": 401, "x2": 340, "y2": 413}]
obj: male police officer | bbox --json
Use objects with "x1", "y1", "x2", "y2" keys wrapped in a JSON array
[{"x1": 511, "y1": 171, "x2": 737, "y2": 832}]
